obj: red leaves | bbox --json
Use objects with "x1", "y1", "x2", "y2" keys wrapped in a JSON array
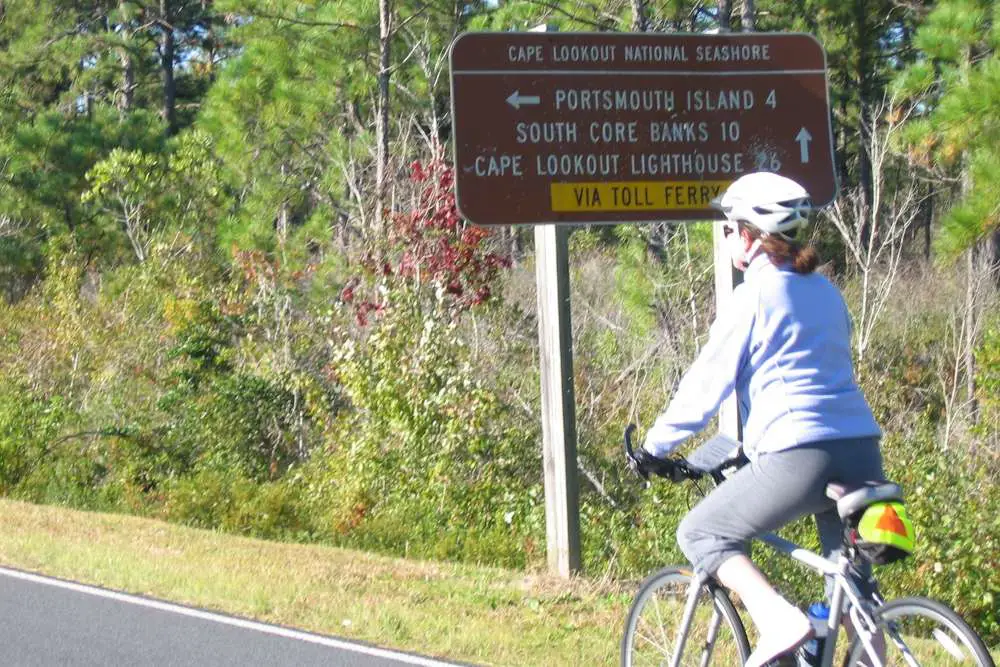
[
  {"x1": 340, "y1": 278, "x2": 359, "y2": 303},
  {"x1": 343, "y1": 160, "x2": 511, "y2": 323}
]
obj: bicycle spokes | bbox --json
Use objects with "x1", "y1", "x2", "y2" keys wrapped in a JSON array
[
  {"x1": 624, "y1": 569, "x2": 749, "y2": 667},
  {"x1": 848, "y1": 598, "x2": 993, "y2": 667}
]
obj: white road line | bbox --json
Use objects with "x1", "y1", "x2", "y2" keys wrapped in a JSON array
[{"x1": 0, "y1": 566, "x2": 459, "y2": 667}]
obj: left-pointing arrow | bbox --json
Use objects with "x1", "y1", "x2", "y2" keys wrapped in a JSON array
[{"x1": 506, "y1": 91, "x2": 541, "y2": 109}]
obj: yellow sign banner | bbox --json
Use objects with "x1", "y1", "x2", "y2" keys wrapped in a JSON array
[{"x1": 550, "y1": 181, "x2": 731, "y2": 213}]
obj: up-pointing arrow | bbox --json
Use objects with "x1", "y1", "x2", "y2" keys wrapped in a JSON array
[
  {"x1": 796, "y1": 127, "x2": 813, "y2": 164},
  {"x1": 506, "y1": 91, "x2": 541, "y2": 110}
]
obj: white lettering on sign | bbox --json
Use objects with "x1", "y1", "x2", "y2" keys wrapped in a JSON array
[
  {"x1": 623, "y1": 44, "x2": 688, "y2": 62},
  {"x1": 507, "y1": 45, "x2": 544, "y2": 63},
  {"x1": 629, "y1": 151, "x2": 745, "y2": 176},
  {"x1": 588, "y1": 121, "x2": 639, "y2": 144},
  {"x1": 516, "y1": 122, "x2": 579, "y2": 144},
  {"x1": 695, "y1": 43, "x2": 771, "y2": 62},
  {"x1": 474, "y1": 154, "x2": 523, "y2": 176},
  {"x1": 536, "y1": 153, "x2": 622, "y2": 177},
  {"x1": 554, "y1": 89, "x2": 676, "y2": 112},
  {"x1": 551, "y1": 44, "x2": 616, "y2": 63},
  {"x1": 686, "y1": 89, "x2": 755, "y2": 111},
  {"x1": 649, "y1": 121, "x2": 709, "y2": 143}
]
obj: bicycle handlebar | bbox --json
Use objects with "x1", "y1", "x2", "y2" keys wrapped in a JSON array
[
  {"x1": 624, "y1": 424, "x2": 703, "y2": 482},
  {"x1": 625, "y1": 424, "x2": 748, "y2": 484},
  {"x1": 623, "y1": 423, "x2": 638, "y2": 459}
]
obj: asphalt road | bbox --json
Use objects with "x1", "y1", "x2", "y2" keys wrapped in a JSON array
[{"x1": 0, "y1": 567, "x2": 467, "y2": 667}]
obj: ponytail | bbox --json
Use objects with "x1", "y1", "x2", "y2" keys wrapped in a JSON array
[{"x1": 759, "y1": 234, "x2": 819, "y2": 274}]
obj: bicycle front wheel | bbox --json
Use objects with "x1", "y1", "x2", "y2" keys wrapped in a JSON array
[
  {"x1": 622, "y1": 566, "x2": 751, "y2": 667},
  {"x1": 846, "y1": 596, "x2": 995, "y2": 667}
]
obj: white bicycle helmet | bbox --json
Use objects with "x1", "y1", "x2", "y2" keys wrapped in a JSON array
[{"x1": 712, "y1": 172, "x2": 813, "y2": 239}]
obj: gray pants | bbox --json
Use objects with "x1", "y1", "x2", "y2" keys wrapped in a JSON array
[{"x1": 677, "y1": 437, "x2": 883, "y2": 590}]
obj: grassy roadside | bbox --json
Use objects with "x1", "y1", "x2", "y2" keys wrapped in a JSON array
[
  {"x1": 2, "y1": 499, "x2": 997, "y2": 666},
  {"x1": 0, "y1": 499, "x2": 630, "y2": 666}
]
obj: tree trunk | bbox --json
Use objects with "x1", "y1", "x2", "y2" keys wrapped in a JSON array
[
  {"x1": 159, "y1": 0, "x2": 177, "y2": 135},
  {"x1": 278, "y1": 163, "x2": 289, "y2": 250},
  {"x1": 119, "y1": 0, "x2": 134, "y2": 115},
  {"x1": 120, "y1": 50, "x2": 134, "y2": 113},
  {"x1": 959, "y1": 44, "x2": 978, "y2": 425},
  {"x1": 855, "y1": 0, "x2": 874, "y2": 247},
  {"x1": 717, "y1": 0, "x2": 732, "y2": 31},
  {"x1": 838, "y1": 93, "x2": 850, "y2": 190},
  {"x1": 375, "y1": 0, "x2": 393, "y2": 239},
  {"x1": 921, "y1": 184, "x2": 933, "y2": 262},
  {"x1": 965, "y1": 247, "x2": 979, "y2": 424},
  {"x1": 740, "y1": 0, "x2": 755, "y2": 30},
  {"x1": 630, "y1": 0, "x2": 647, "y2": 31}
]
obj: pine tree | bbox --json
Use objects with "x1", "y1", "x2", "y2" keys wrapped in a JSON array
[
  {"x1": 0, "y1": 0, "x2": 227, "y2": 291},
  {"x1": 896, "y1": 0, "x2": 999, "y2": 259}
]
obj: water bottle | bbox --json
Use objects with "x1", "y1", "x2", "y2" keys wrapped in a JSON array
[{"x1": 798, "y1": 602, "x2": 829, "y2": 667}]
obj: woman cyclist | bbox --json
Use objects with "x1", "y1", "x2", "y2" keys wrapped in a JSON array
[{"x1": 628, "y1": 172, "x2": 884, "y2": 667}]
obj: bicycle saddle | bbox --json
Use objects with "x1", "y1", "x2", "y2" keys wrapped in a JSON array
[{"x1": 825, "y1": 481, "x2": 904, "y2": 520}]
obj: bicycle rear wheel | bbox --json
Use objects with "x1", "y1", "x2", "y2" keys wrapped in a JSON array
[
  {"x1": 846, "y1": 596, "x2": 995, "y2": 667},
  {"x1": 622, "y1": 566, "x2": 751, "y2": 667}
]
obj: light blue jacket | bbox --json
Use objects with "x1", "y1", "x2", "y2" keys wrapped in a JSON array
[{"x1": 643, "y1": 253, "x2": 881, "y2": 459}]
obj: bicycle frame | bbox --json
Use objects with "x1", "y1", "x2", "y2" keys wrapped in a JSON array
[
  {"x1": 668, "y1": 533, "x2": 886, "y2": 667},
  {"x1": 759, "y1": 532, "x2": 885, "y2": 667}
]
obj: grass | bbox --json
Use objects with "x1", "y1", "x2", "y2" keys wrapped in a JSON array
[
  {"x1": 0, "y1": 499, "x2": 997, "y2": 666},
  {"x1": 0, "y1": 498, "x2": 632, "y2": 666}
]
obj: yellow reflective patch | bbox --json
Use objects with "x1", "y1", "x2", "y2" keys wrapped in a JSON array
[{"x1": 858, "y1": 502, "x2": 915, "y2": 552}]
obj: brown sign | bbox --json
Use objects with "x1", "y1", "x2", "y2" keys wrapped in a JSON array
[{"x1": 449, "y1": 32, "x2": 836, "y2": 226}]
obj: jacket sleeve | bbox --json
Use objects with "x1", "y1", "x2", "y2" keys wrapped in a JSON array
[{"x1": 642, "y1": 283, "x2": 757, "y2": 457}]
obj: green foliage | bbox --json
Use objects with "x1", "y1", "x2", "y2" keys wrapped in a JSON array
[
  {"x1": 976, "y1": 316, "x2": 1000, "y2": 442},
  {"x1": 894, "y1": 0, "x2": 1000, "y2": 260},
  {"x1": 82, "y1": 130, "x2": 227, "y2": 263},
  {"x1": 160, "y1": 469, "x2": 312, "y2": 540},
  {"x1": 0, "y1": 385, "x2": 71, "y2": 494},
  {"x1": 876, "y1": 431, "x2": 1000, "y2": 643},
  {"x1": 0, "y1": 0, "x2": 226, "y2": 293},
  {"x1": 0, "y1": 107, "x2": 164, "y2": 271},
  {"x1": 159, "y1": 370, "x2": 305, "y2": 480},
  {"x1": 199, "y1": 0, "x2": 379, "y2": 254},
  {"x1": 317, "y1": 289, "x2": 541, "y2": 565},
  {"x1": 911, "y1": 0, "x2": 990, "y2": 62},
  {"x1": 154, "y1": 296, "x2": 317, "y2": 482},
  {"x1": 612, "y1": 227, "x2": 661, "y2": 336}
]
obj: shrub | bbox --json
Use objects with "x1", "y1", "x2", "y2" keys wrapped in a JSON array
[
  {"x1": 160, "y1": 468, "x2": 313, "y2": 540},
  {"x1": 0, "y1": 385, "x2": 72, "y2": 494},
  {"x1": 317, "y1": 289, "x2": 541, "y2": 565}
]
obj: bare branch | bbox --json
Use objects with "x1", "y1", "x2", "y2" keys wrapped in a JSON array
[
  {"x1": 251, "y1": 10, "x2": 365, "y2": 30},
  {"x1": 824, "y1": 92, "x2": 926, "y2": 365},
  {"x1": 520, "y1": 0, "x2": 609, "y2": 29}
]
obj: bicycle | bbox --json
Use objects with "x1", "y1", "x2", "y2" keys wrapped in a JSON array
[{"x1": 621, "y1": 425, "x2": 996, "y2": 667}]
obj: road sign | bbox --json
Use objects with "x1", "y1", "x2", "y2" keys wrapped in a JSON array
[{"x1": 449, "y1": 32, "x2": 837, "y2": 226}]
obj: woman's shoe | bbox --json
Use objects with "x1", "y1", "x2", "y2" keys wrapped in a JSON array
[{"x1": 744, "y1": 604, "x2": 813, "y2": 667}]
